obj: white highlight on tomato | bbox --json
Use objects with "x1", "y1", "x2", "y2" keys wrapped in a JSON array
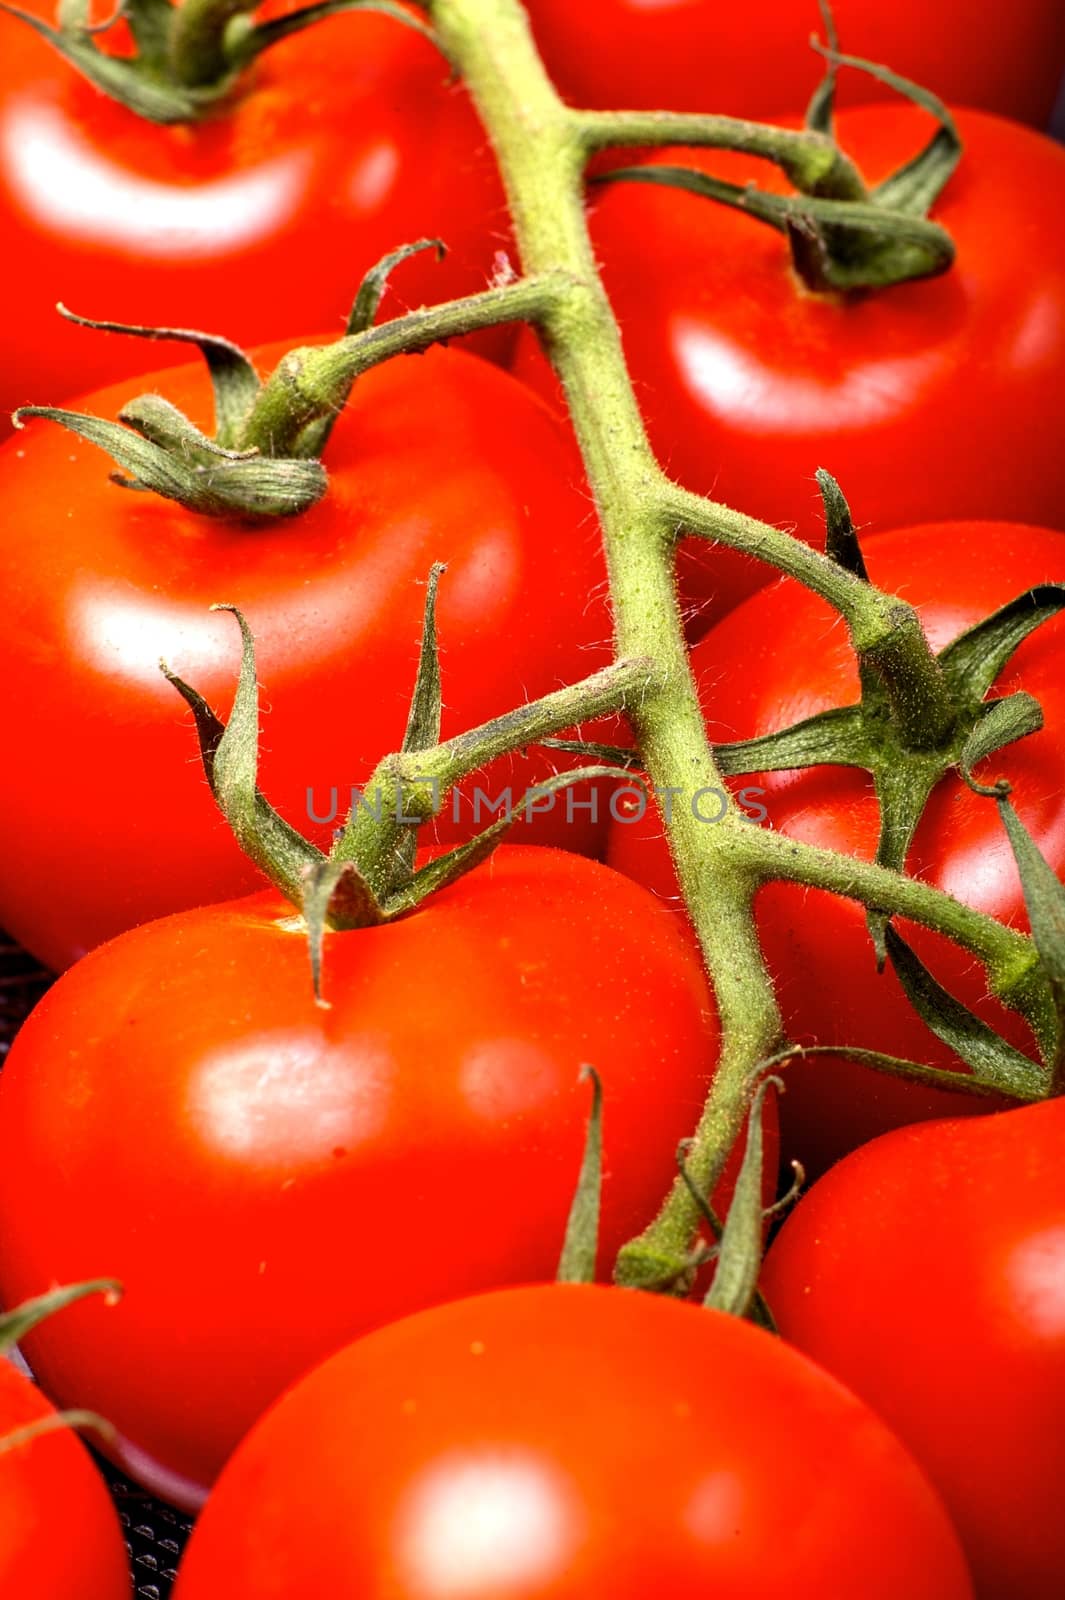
[
  {"x1": 1, "y1": 98, "x2": 308, "y2": 254},
  {"x1": 188, "y1": 1031, "x2": 391, "y2": 1161},
  {"x1": 1006, "y1": 1225, "x2": 1065, "y2": 1338},
  {"x1": 395, "y1": 1451, "x2": 578, "y2": 1595}
]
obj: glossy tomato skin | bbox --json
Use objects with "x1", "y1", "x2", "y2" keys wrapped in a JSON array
[
  {"x1": 763, "y1": 1098, "x2": 1065, "y2": 1600},
  {"x1": 524, "y1": 0, "x2": 1065, "y2": 126},
  {"x1": 0, "y1": 4, "x2": 509, "y2": 423},
  {"x1": 0, "y1": 344, "x2": 611, "y2": 971},
  {"x1": 0, "y1": 848, "x2": 727, "y2": 1507},
  {"x1": 0, "y1": 1360, "x2": 131, "y2": 1597},
  {"x1": 172, "y1": 1283, "x2": 973, "y2": 1599},
  {"x1": 517, "y1": 106, "x2": 1065, "y2": 629},
  {"x1": 608, "y1": 521, "x2": 1065, "y2": 1177}
]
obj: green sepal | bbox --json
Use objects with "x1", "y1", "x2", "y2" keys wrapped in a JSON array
[
  {"x1": 939, "y1": 584, "x2": 1065, "y2": 702},
  {"x1": 224, "y1": 0, "x2": 443, "y2": 74},
  {"x1": 161, "y1": 608, "x2": 324, "y2": 904},
  {"x1": 996, "y1": 795, "x2": 1065, "y2": 1085},
  {"x1": 556, "y1": 1066, "x2": 603, "y2": 1286},
  {"x1": 540, "y1": 737, "x2": 643, "y2": 769},
  {"x1": 545, "y1": 714, "x2": 873, "y2": 779},
  {"x1": 54, "y1": 305, "x2": 261, "y2": 447},
  {"x1": 0, "y1": 1280, "x2": 122, "y2": 1355},
  {"x1": 768, "y1": 1041, "x2": 1035, "y2": 1102},
  {"x1": 389, "y1": 563, "x2": 446, "y2": 888},
  {"x1": 816, "y1": 468, "x2": 868, "y2": 580},
  {"x1": 810, "y1": 41, "x2": 962, "y2": 216},
  {"x1": 401, "y1": 563, "x2": 446, "y2": 756},
  {"x1": 704, "y1": 1076, "x2": 782, "y2": 1322},
  {"x1": 13, "y1": 404, "x2": 327, "y2": 519},
  {"x1": 596, "y1": 165, "x2": 954, "y2": 292},
  {"x1": 716, "y1": 706, "x2": 869, "y2": 777},
  {"x1": 348, "y1": 240, "x2": 447, "y2": 338},
  {"x1": 885, "y1": 924, "x2": 1049, "y2": 1099},
  {"x1": 668, "y1": 1143, "x2": 775, "y2": 1329},
  {"x1": 0, "y1": 1409, "x2": 117, "y2": 1457},
  {"x1": 960, "y1": 693, "x2": 1044, "y2": 796},
  {"x1": 804, "y1": 0, "x2": 841, "y2": 136},
  {"x1": 301, "y1": 857, "x2": 383, "y2": 1006}
]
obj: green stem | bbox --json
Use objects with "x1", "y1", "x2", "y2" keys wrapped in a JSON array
[
  {"x1": 337, "y1": 655, "x2": 657, "y2": 885},
  {"x1": 240, "y1": 275, "x2": 558, "y2": 457},
  {"x1": 166, "y1": 0, "x2": 251, "y2": 85},
  {"x1": 430, "y1": 0, "x2": 785, "y2": 1259},
  {"x1": 575, "y1": 110, "x2": 867, "y2": 200}
]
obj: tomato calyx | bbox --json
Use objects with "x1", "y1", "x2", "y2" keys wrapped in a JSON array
[
  {"x1": 713, "y1": 484, "x2": 1065, "y2": 958},
  {"x1": 1, "y1": 0, "x2": 440, "y2": 124},
  {"x1": 595, "y1": 46, "x2": 961, "y2": 293},
  {"x1": 11, "y1": 251, "x2": 550, "y2": 521},
  {"x1": 163, "y1": 595, "x2": 648, "y2": 1000}
]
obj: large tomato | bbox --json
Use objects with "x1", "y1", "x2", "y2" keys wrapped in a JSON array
[
  {"x1": 0, "y1": 847, "x2": 729, "y2": 1507},
  {"x1": 0, "y1": 1359, "x2": 131, "y2": 1597},
  {"x1": 0, "y1": 2, "x2": 509, "y2": 423},
  {"x1": 763, "y1": 1097, "x2": 1065, "y2": 1600},
  {"x1": 524, "y1": 0, "x2": 1065, "y2": 126},
  {"x1": 608, "y1": 520, "x2": 1065, "y2": 1177},
  {"x1": 0, "y1": 344, "x2": 611, "y2": 971},
  {"x1": 516, "y1": 106, "x2": 1065, "y2": 628},
  {"x1": 171, "y1": 1283, "x2": 973, "y2": 1598}
]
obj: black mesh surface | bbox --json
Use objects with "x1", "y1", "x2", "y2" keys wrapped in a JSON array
[{"x1": 1, "y1": 934, "x2": 194, "y2": 1595}]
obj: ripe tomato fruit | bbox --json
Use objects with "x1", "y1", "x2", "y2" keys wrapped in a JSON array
[
  {"x1": 0, "y1": 344, "x2": 610, "y2": 971},
  {"x1": 763, "y1": 1097, "x2": 1065, "y2": 1600},
  {"x1": 0, "y1": 2, "x2": 509, "y2": 423},
  {"x1": 0, "y1": 847, "x2": 727, "y2": 1508},
  {"x1": 0, "y1": 1359, "x2": 131, "y2": 1597},
  {"x1": 608, "y1": 520, "x2": 1065, "y2": 1176},
  {"x1": 516, "y1": 106, "x2": 1065, "y2": 628},
  {"x1": 524, "y1": 0, "x2": 1065, "y2": 126},
  {"x1": 171, "y1": 1283, "x2": 973, "y2": 1598}
]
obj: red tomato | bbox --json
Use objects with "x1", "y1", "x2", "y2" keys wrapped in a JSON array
[
  {"x1": 608, "y1": 521, "x2": 1065, "y2": 1177},
  {"x1": 516, "y1": 106, "x2": 1065, "y2": 629},
  {"x1": 0, "y1": 3, "x2": 510, "y2": 424},
  {"x1": 0, "y1": 847, "x2": 727, "y2": 1507},
  {"x1": 0, "y1": 1359, "x2": 130, "y2": 1596},
  {"x1": 0, "y1": 344, "x2": 611, "y2": 971},
  {"x1": 524, "y1": 0, "x2": 1065, "y2": 126},
  {"x1": 764, "y1": 1097, "x2": 1065, "y2": 1600},
  {"x1": 171, "y1": 1283, "x2": 972, "y2": 1598}
]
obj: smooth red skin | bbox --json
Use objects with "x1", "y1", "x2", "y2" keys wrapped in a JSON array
[
  {"x1": 515, "y1": 106, "x2": 1065, "y2": 630},
  {"x1": 608, "y1": 521, "x2": 1065, "y2": 1177},
  {"x1": 0, "y1": 5, "x2": 511, "y2": 424},
  {"x1": 0, "y1": 344, "x2": 612, "y2": 971},
  {"x1": 172, "y1": 1283, "x2": 973, "y2": 1599},
  {"x1": 524, "y1": 0, "x2": 1065, "y2": 126},
  {"x1": 0, "y1": 848, "x2": 728, "y2": 1507},
  {"x1": 764, "y1": 1099, "x2": 1065, "y2": 1600},
  {"x1": 0, "y1": 1361, "x2": 131, "y2": 1597}
]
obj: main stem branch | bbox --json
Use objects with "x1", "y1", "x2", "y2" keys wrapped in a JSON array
[{"x1": 431, "y1": 0, "x2": 783, "y2": 1280}]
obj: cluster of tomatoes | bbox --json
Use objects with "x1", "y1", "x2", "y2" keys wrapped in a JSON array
[{"x1": 1, "y1": 1, "x2": 1064, "y2": 1595}]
